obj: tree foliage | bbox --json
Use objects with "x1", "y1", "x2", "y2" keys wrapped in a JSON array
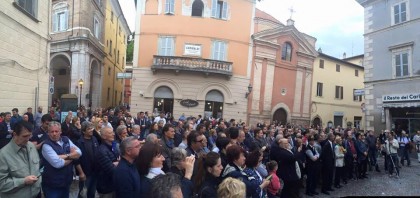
[{"x1": 126, "y1": 40, "x2": 134, "y2": 62}]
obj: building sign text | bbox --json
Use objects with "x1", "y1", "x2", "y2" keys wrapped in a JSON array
[{"x1": 382, "y1": 93, "x2": 420, "y2": 102}]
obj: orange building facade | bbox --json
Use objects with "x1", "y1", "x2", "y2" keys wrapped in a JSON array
[
  {"x1": 248, "y1": 9, "x2": 317, "y2": 126},
  {"x1": 131, "y1": 0, "x2": 255, "y2": 120}
]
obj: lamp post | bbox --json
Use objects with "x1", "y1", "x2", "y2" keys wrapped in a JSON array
[{"x1": 78, "y1": 79, "x2": 84, "y2": 107}]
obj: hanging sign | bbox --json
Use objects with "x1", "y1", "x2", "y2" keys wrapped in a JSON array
[{"x1": 180, "y1": 99, "x2": 199, "y2": 107}]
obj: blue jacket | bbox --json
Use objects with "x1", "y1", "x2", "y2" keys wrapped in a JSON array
[
  {"x1": 222, "y1": 163, "x2": 258, "y2": 198},
  {"x1": 243, "y1": 168, "x2": 263, "y2": 198},
  {"x1": 10, "y1": 115, "x2": 22, "y2": 129},
  {"x1": 96, "y1": 142, "x2": 119, "y2": 194},
  {"x1": 114, "y1": 157, "x2": 141, "y2": 198},
  {"x1": 355, "y1": 139, "x2": 368, "y2": 162}
]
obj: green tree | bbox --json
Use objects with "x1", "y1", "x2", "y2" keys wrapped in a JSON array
[{"x1": 126, "y1": 40, "x2": 134, "y2": 62}]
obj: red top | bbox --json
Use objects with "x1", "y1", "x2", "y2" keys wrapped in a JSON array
[
  {"x1": 267, "y1": 172, "x2": 281, "y2": 195},
  {"x1": 348, "y1": 140, "x2": 357, "y2": 155}
]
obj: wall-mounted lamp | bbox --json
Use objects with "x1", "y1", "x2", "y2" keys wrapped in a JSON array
[{"x1": 245, "y1": 84, "x2": 253, "y2": 98}]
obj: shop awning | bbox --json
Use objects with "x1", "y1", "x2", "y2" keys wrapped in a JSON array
[{"x1": 383, "y1": 102, "x2": 420, "y2": 108}]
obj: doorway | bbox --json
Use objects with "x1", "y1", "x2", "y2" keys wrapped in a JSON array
[{"x1": 273, "y1": 108, "x2": 287, "y2": 126}]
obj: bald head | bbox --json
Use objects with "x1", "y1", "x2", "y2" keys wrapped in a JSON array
[{"x1": 279, "y1": 138, "x2": 289, "y2": 149}]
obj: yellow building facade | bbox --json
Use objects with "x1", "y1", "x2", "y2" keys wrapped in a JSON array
[
  {"x1": 131, "y1": 0, "x2": 255, "y2": 120},
  {"x1": 102, "y1": 0, "x2": 131, "y2": 108},
  {"x1": 311, "y1": 52, "x2": 365, "y2": 129}
]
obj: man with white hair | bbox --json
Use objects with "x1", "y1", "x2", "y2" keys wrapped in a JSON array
[
  {"x1": 385, "y1": 132, "x2": 399, "y2": 178},
  {"x1": 41, "y1": 121, "x2": 82, "y2": 197},
  {"x1": 270, "y1": 136, "x2": 301, "y2": 198}
]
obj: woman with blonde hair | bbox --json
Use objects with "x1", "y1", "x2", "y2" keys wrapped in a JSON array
[
  {"x1": 334, "y1": 136, "x2": 346, "y2": 188},
  {"x1": 217, "y1": 177, "x2": 246, "y2": 198},
  {"x1": 92, "y1": 117, "x2": 103, "y2": 144}
]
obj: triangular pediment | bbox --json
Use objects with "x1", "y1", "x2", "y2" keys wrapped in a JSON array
[{"x1": 253, "y1": 26, "x2": 318, "y2": 57}]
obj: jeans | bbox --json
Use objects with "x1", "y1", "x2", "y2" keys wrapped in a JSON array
[
  {"x1": 42, "y1": 183, "x2": 70, "y2": 198},
  {"x1": 368, "y1": 149, "x2": 378, "y2": 166},
  {"x1": 79, "y1": 175, "x2": 98, "y2": 198},
  {"x1": 388, "y1": 154, "x2": 400, "y2": 175},
  {"x1": 400, "y1": 146, "x2": 411, "y2": 165}
]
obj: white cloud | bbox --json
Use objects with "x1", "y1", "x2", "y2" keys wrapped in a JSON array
[
  {"x1": 256, "y1": 0, "x2": 364, "y2": 57},
  {"x1": 119, "y1": 0, "x2": 136, "y2": 32},
  {"x1": 118, "y1": 0, "x2": 365, "y2": 57}
]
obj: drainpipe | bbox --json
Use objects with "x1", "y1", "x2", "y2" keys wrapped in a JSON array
[{"x1": 113, "y1": 12, "x2": 124, "y2": 107}]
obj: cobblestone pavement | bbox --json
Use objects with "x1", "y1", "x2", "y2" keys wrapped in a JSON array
[{"x1": 302, "y1": 155, "x2": 420, "y2": 197}]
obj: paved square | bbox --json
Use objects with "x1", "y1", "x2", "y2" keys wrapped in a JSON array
[{"x1": 303, "y1": 156, "x2": 420, "y2": 197}]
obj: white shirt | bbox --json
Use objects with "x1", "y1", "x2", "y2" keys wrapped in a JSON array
[
  {"x1": 154, "y1": 117, "x2": 166, "y2": 125},
  {"x1": 147, "y1": 167, "x2": 165, "y2": 179}
]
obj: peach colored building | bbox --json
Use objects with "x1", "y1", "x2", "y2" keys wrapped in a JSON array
[
  {"x1": 248, "y1": 9, "x2": 317, "y2": 126},
  {"x1": 131, "y1": 0, "x2": 255, "y2": 120}
]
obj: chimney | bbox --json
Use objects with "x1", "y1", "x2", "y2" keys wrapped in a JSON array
[
  {"x1": 287, "y1": 19, "x2": 295, "y2": 26},
  {"x1": 343, "y1": 52, "x2": 347, "y2": 59}
]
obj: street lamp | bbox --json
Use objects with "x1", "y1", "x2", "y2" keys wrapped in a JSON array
[
  {"x1": 245, "y1": 84, "x2": 253, "y2": 98},
  {"x1": 78, "y1": 79, "x2": 84, "y2": 107}
]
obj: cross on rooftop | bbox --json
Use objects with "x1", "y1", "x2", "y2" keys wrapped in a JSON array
[{"x1": 289, "y1": 7, "x2": 296, "y2": 19}]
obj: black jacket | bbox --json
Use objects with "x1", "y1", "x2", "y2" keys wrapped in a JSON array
[
  {"x1": 199, "y1": 173, "x2": 221, "y2": 198},
  {"x1": 269, "y1": 143, "x2": 299, "y2": 182},
  {"x1": 75, "y1": 136, "x2": 99, "y2": 177},
  {"x1": 96, "y1": 143, "x2": 119, "y2": 194},
  {"x1": 321, "y1": 140, "x2": 335, "y2": 167}
]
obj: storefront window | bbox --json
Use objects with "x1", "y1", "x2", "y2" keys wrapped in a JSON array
[
  {"x1": 390, "y1": 107, "x2": 420, "y2": 136},
  {"x1": 204, "y1": 90, "x2": 224, "y2": 119},
  {"x1": 153, "y1": 86, "x2": 174, "y2": 116}
]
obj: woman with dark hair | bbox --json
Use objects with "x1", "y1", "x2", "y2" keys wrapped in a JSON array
[
  {"x1": 77, "y1": 121, "x2": 99, "y2": 198},
  {"x1": 216, "y1": 137, "x2": 231, "y2": 168},
  {"x1": 68, "y1": 116, "x2": 82, "y2": 143},
  {"x1": 135, "y1": 142, "x2": 165, "y2": 196},
  {"x1": 149, "y1": 122, "x2": 159, "y2": 136},
  {"x1": 243, "y1": 150, "x2": 270, "y2": 198},
  {"x1": 193, "y1": 152, "x2": 223, "y2": 198},
  {"x1": 222, "y1": 145, "x2": 268, "y2": 198}
]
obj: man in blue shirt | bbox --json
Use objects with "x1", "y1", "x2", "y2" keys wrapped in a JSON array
[
  {"x1": 41, "y1": 121, "x2": 82, "y2": 198},
  {"x1": 114, "y1": 136, "x2": 141, "y2": 198},
  {"x1": 10, "y1": 108, "x2": 23, "y2": 129}
]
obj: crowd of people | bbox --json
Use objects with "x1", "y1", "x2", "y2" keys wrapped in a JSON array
[{"x1": 0, "y1": 106, "x2": 420, "y2": 198}]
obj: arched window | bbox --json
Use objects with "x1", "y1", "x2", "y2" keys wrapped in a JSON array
[
  {"x1": 52, "y1": 3, "x2": 68, "y2": 32},
  {"x1": 153, "y1": 86, "x2": 174, "y2": 115},
  {"x1": 281, "y1": 42, "x2": 292, "y2": 61},
  {"x1": 191, "y1": 0, "x2": 204, "y2": 17},
  {"x1": 204, "y1": 90, "x2": 224, "y2": 119}
]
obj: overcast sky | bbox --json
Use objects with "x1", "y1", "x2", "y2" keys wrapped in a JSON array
[{"x1": 119, "y1": 0, "x2": 365, "y2": 58}]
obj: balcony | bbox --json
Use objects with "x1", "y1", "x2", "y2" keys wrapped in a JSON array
[{"x1": 152, "y1": 55, "x2": 233, "y2": 77}]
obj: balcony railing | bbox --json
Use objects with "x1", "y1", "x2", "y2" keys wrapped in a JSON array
[{"x1": 152, "y1": 55, "x2": 233, "y2": 77}]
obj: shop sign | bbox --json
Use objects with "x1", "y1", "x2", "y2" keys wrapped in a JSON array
[
  {"x1": 382, "y1": 93, "x2": 420, "y2": 102},
  {"x1": 184, "y1": 44, "x2": 201, "y2": 56},
  {"x1": 180, "y1": 99, "x2": 199, "y2": 107}
]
